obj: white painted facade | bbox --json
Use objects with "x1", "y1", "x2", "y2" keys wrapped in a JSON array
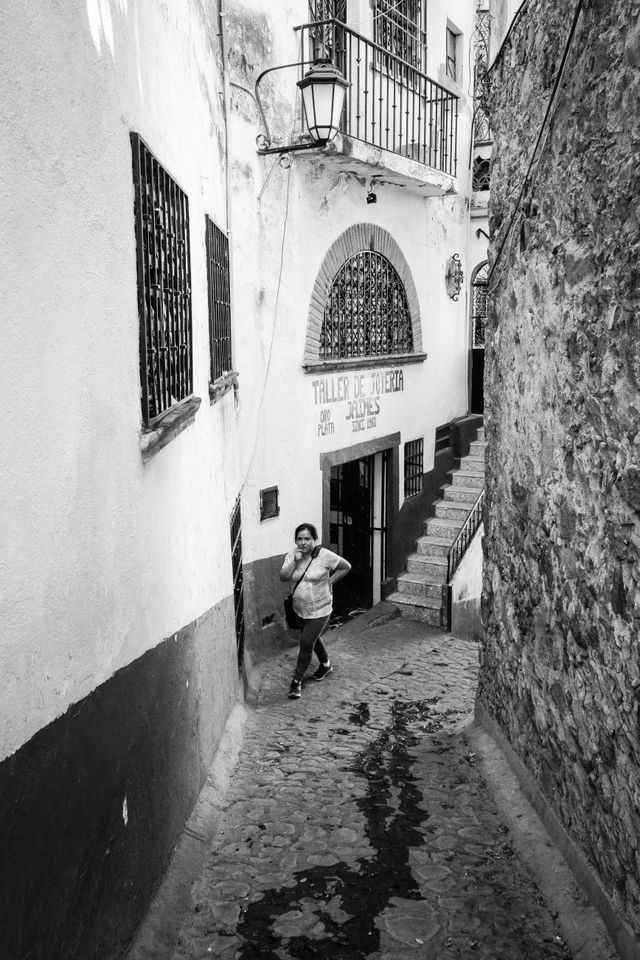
[
  {"x1": 0, "y1": 0, "x2": 241, "y2": 762},
  {"x1": 225, "y1": 0, "x2": 481, "y2": 573}
]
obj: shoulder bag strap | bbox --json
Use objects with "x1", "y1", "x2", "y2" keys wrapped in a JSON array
[{"x1": 290, "y1": 547, "x2": 319, "y2": 597}]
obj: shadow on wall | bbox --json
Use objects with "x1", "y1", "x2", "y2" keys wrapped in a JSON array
[{"x1": 450, "y1": 524, "x2": 484, "y2": 642}]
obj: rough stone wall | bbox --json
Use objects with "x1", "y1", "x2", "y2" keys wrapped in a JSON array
[{"x1": 478, "y1": 0, "x2": 640, "y2": 935}]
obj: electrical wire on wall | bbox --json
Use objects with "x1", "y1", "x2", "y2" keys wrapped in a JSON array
[{"x1": 486, "y1": 0, "x2": 584, "y2": 295}]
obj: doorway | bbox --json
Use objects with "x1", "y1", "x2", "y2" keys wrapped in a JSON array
[
  {"x1": 470, "y1": 261, "x2": 488, "y2": 414},
  {"x1": 328, "y1": 450, "x2": 389, "y2": 615}
]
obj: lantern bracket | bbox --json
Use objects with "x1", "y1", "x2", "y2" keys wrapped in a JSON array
[{"x1": 254, "y1": 60, "x2": 315, "y2": 153}]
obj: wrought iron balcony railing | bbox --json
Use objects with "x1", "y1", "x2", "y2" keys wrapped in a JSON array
[{"x1": 295, "y1": 19, "x2": 459, "y2": 177}]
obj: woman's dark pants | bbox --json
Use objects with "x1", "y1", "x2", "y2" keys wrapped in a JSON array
[{"x1": 293, "y1": 614, "x2": 331, "y2": 680}]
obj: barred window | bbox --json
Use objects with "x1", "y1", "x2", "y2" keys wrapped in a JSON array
[
  {"x1": 206, "y1": 216, "x2": 232, "y2": 383},
  {"x1": 320, "y1": 251, "x2": 414, "y2": 361},
  {"x1": 260, "y1": 486, "x2": 280, "y2": 521},
  {"x1": 472, "y1": 156, "x2": 491, "y2": 191},
  {"x1": 404, "y1": 438, "x2": 424, "y2": 499},
  {"x1": 373, "y1": 0, "x2": 427, "y2": 72},
  {"x1": 131, "y1": 134, "x2": 192, "y2": 426},
  {"x1": 472, "y1": 262, "x2": 489, "y2": 348}
]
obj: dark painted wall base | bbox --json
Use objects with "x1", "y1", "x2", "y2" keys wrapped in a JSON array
[{"x1": 0, "y1": 599, "x2": 240, "y2": 960}]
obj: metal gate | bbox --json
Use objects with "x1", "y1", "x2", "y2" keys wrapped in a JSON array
[
  {"x1": 329, "y1": 451, "x2": 389, "y2": 613},
  {"x1": 229, "y1": 496, "x2": 245, "y2": 670}
]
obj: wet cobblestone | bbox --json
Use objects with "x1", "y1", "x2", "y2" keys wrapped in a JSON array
[{"x1": 171, "y1": 619, "x2": 575, "y2": 960}]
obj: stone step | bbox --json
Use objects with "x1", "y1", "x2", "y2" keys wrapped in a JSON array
[
  {"x1": 477, "y1": 427, "x2": 485, "y2": 440},
  {"x1": 415, "y1": 535, "x2": 451, "y2": 558},
  {"x1": 396, "y1": 574, "x2": 444, "y2": 601},
  {"x1": 387, "y1": 592, "x2": 443, "y2": 627},
  {"x1": 443, "y1": 485, "x2": 481, "y2": 504},
  {"x1": 435, "y1": 501, "x2": 472, "y2": 521},
  {"x1": 469, "y1": 440, "x2": 486, "y2": 454},
  {"x1": 401, "y1": 556, "x2": 447, "y2": 581},
  {"x1": 451, "y1": 470, "x2": 484, "y2": 489},
  {"x1": 457, "y1": 456, "x2": 485, "y2": 475},
  {"x1": 425, "y1": 516, "x2": 464, "y2": 539},
  {"x1": 402, "y1": 563, "x2": 445, "y2": 591}
]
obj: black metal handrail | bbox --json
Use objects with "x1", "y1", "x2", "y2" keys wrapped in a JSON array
[
  {"x1": 446, "y1": 487, "x2": 485, "y2": 582},
  {"x1": 295, "y1": 19, "x2": 459, "y2": 176}
]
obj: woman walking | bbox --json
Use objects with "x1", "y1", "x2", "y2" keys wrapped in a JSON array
[{"x1": 280, "y1": 523, "x2": 351, "y2": 699}]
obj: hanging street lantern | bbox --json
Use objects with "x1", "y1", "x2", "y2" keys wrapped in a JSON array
[{"x1": 297, "y1": 59, "x2": 351, "y2": 143}]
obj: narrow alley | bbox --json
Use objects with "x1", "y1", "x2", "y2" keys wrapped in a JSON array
[{"x1": 129, "y1": 613, "x2": 613, "y2": 960}]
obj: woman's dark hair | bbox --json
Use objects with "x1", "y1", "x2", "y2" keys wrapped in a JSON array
[{"x1": 295, "y1": 522, "x2": 318, "y2": 540}]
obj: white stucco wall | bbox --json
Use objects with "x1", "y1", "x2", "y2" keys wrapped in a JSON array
[
  {"x1": 225, "y1": 0, "x2": 478, "y2": 564},
  {"x1": 1, "y1": 1, "x2": 240, "y2": 761}
]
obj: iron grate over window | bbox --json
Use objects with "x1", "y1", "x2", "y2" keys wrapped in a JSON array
[
  {"x1": 321, "y1": 251, "x2": 414, "y2": 361},
  {"x1": 131, "y1": 133, "x2": 193, "y2": 426},
  {"x1": 404, "y1": 438, "x2": 424, "y2": 499},
  {"x1": 472, "y1": 262, "x2": 489, "y2": 347},
  {"x1": 435, "y1": 423, "x2": 452, "y2": 452},
  {"x1": 260, "y1": 486, "x2": 280, "y2": 521},
  {"x1": 206, "y1": 216, "x2": 232, "y2": 384},
  {"x1": 472, "y1": 156, "x2": 491, "y2": 191},
  {"x1": 373, "y1": 0, "x2": 427, "y2": 74},
  {"x1": 229, "y1": 496, "x2": 246, "y2": 671}
]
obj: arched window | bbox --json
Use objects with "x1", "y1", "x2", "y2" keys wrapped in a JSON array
[
  {"x1": 320, "y1": 251, "x2": 414, "y2": 361},
  {"x1": 471, "y1": 261, "x2": 489, "y2": 348}
]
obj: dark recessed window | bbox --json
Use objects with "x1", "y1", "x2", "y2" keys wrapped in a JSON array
[
  {"x1": 321, "y1": 251, "x2": 413, "y2": 360},
  {"x1": 131, "y1": 133, "x2": 193, "y2": 426},
  {"x1": 205, "y1": 216, "x2": 232, "y2": 383},
  {"x1": 404, "y1": 439, "x2": 424, "y2": 499},
  {"x1": 260, "y1": 486, "x2": 280, "y2": 521},
  {"x1": 446, "y1": 27, "x2": 459, "y2": 81},
  {"x1": 435, "y1": 423, "x2": 452, "y2": 452}
]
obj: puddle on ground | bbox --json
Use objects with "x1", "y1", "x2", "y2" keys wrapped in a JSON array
[{"x1": 233, "y1": 698, "x2": 455, "y2": 959}]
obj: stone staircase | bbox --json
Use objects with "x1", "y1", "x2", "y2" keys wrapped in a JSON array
[{"x1": 388, "y1": 428, "x2": 485, "y2": 626}]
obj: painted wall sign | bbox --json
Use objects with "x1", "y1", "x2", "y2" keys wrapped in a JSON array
[{"x1": 313, "y1": 370, "x2": 404, "y2": 435}]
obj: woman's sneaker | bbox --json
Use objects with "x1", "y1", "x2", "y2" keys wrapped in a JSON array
[
  {"x1": 288, "y1": 679, "x2": 302, "y2": 699},
  {"x1": 313, "y1": 663, "x2": 333, "y2": 681}
]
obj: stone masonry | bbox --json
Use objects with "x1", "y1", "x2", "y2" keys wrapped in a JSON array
[{"x1": 478, "y1": 0, "x2": 640, "y2": 939}]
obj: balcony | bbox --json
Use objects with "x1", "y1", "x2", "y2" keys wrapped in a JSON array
[{"x1": 286, "y1": 18, "x2": 459, "y2": 194}]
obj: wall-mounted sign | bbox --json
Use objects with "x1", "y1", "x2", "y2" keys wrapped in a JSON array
[{"x1": 313, "y1": 369, "x2": 404, "y2": 436}]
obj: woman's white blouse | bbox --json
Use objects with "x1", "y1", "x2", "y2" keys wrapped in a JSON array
[{"x1": 283, "y1": 547, "x2": 341, "y2": 619}]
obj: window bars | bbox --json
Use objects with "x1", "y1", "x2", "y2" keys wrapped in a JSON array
[
  {"x1": 320, "y1": 250, "x2": 414, "y2": 360},
  {"x1": 131, "y1": 134, "x2": 193, "y2": 426},
  {"x1": 373, "y1": 0, "x2": 428, "y2": 76},
  {"x1": 229, "y1": 496, "x2": 246, "y2": 671},
  {"x1": 472, "y1": 262, "x2": 489, "y2": 348},
  {"x1": 472, "y1": 7, "x2": 492, "y2": 142},
  {"x1": 205, "y1": 216, "x2": 232, "y2": 384},
  {"x1": 260, "y1": 486, "x2": 280, "y2": 521},
  {"x1": 472, "y1": 156, "x2": 491, "y2": 191},
  {"x1": 404, "y1": 438, "x2": 424, "y2": 499}
]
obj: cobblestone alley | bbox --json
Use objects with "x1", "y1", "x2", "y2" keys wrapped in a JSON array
[{"x1": 129, "y1": 613, "x2": 616, "y2": 960}]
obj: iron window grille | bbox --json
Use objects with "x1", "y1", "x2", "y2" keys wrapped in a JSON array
[
  {"x1": 472, "y1": 262, "x2": 489, "y2": 348},
  {"x1": 435, "y1": 423, "x2": 452, "y2": 452},
  {"x1": 229, "y1": 496, "x2": 246, "y2": 671},
  {"x1": 205, "y1": 216, "x2": 232, "y2": 383},
  {"x1": 472, "y1": 6, "x2": 493, "y2": 142},
  {"x1": 404, "y1": 438, "x2": 424, "y2": 499},
  {"x1": 131, "y1": 133, "x2": 193, "y2": 426},
  {"x1": 373, "y1": 0, "x2": 427, "y2": 75},
  {"x1": 260, "y1": 486, "x2": 280, "y2": 521},
  {"x1": 472, "y1": 156, "x2": 491, "y2": 191},
  {"x1": 320, "y1": 251, "x2": 414, "y2": 361}
]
